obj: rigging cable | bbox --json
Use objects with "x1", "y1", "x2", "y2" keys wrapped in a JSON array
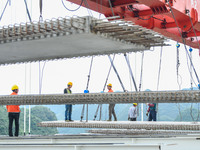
[
  {"x1": 99, "y1": 0, "x2": 103, "y2": 19},
  {"x1": 138, "y1": 52, "x2": 144, "y2": 91},
  {"x1": 139, "y1": 52, "x2": 144, "y2": 121},
  {"x1": 24, "y1": 0, "x2": 32, "y2": 22},
  {"x1": 156, "y1": 46, "x2": 163, "y2": 121},
  {"x1": 93, "y1": 55, "x2": 116, "y2": 121},
  {"x1": 61, "y1": 0, "x2": 83, "y2": 12},
  {"x1": 29, "y1": 63, "x2": 32, "y2": 135},
  {"x1": 124, "y1": 53, "x2": 138, "y2": 92},
  {"x1": 39, "y1": 0, "x2": 43, "y2": 21},
  {"x1": 103, "y1": 55, "x2": 115, "y2": 92},
  {"x1": 128, "y1": 54, "x2": 133, "y2": 91},
  {"x1": 185, "y1": 47, "x2": 198, "y2": 87},
  {"x1": 176, "y1": 43, "x2": 182, "y2": 121},
  {"x1": 187, "y1": 11, "x2": 200, "y2": 54},
  {"x1": 176, "y1": 43, "x2": 182, "y2": 90},
  {"x1": 81, "y1": 56, "x2": 94, "y2": 122},
  {"x1": 84, "y1": 0, "x2": 93, "y2": 17},
  {"x1": 0, "y1": 0, "x2": 9, "y2": 23},
  {"x1": 108, "y1": 55, "x2": 126, "y2": 92},
  {"x1": 157, "y1": 46, "x2": 163, "y2": 91},
  {"x1": 189, "y1": 48, "x2": 200, "y2": 121},
  {"x1": 167, "y1": 1, "x2": 200, "y2": 89},
  {"x1": 167, "y1": 2, "x2": 200, "y2": 121},
  {"x1": 39, "y1": 61, "x2": 47, "y2": 94},
  {"x1": 24, "y1": 63, "x2": 27, "y2": 136},
  {"x1": 108, "y1": 0, "x2": 115, "y2": 16}
]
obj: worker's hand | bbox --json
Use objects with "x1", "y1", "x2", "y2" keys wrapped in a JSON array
[{"x1": 146, "y1": 112, "x2": 149, "y2": 116}]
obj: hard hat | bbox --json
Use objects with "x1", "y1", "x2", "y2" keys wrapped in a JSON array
[
  {"x1": 11, "y1": 85, "x2": 19, "y2": 91},
  {"x1": 67, "y1": 82, "x2": 73, "y2": 86},
  {"x1": 133, "y1": 103, "x2": 137, "y2": 106},
  {"x1": 107, "y1": 83, "x2": 112, "y2": 87}
]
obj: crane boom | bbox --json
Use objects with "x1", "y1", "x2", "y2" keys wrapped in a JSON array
[{"x1": 66, "y1": 0, "x2": 200, "y2": 48}]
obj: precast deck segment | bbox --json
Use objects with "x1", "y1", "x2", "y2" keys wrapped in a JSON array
[
  {"x1": 0, "y1": 16, "x2": 167, "y2": 65},
  {"x1": 88, "y1": 129, "x2": 200, "y2": 135},
  {"x1": 1, "y1": 90, "x2": 200, "y2": 105},
  {"x1": 38, "y1": 121, "x2": 200, "y2": 131}
]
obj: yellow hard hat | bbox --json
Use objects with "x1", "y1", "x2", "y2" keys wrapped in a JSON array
[
  {"x1": 11, "y1": 85, "x2": 19, "y2": 91},
  {"x1": 67, "y1": 82, "x2": 73, "y2": 86},
  {"x1": 107, "y1": 83, "x2": 112, "y2": 87},
  {"x1": 133, "y1": 103, "x2": 137, "y2": 106}
]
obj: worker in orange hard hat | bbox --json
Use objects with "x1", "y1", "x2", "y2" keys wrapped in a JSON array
[
  {"x1": 64, "y1": 82, "x2": 73, "y2": 121},
  {"x1": 107, "y1": 83, "x2": 117, "y2": 121},
  {"x1": 7, "y1": 85, "x2": 20, "y2": 137}
]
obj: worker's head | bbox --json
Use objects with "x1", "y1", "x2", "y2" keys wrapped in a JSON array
[
  {"x1": 107, "y1": 83, "x2": 112, "y2": 90},
  {"x1": 67, "y1": 82, "x2": 73, "y2": 89},
  {"x1": 133, "y1": 103, "x2": 137, "y2": 107},
  {"x1": 11, "y1": 85, "x2": 19, "y2": 93}
]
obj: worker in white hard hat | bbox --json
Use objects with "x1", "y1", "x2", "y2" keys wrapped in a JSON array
[
  {"x1": 64, "y1": 82, "x2": 73, "y2": 122},
  {"x1": 107, "y1": 83, "x2": 117, "y2": 121},
  {"x1": 128, "y1": 103, "x2": 137, "y2": 121}
]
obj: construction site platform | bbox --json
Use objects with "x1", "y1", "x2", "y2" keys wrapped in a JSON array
[
  {"x1": 0, "y1": 134, "x2": 199, "y2": 150},
  {"x1": 38, "y1": 120, "x2": 200, "y2": 131}
]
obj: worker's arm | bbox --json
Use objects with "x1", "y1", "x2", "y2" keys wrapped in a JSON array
[
  {"x1": 147, "y1": 107, "x2": 150, "y2": 112},
  {"x1": 148, "y1": 103, "x2": 155, "y2": 107},
  {"x1": 128, "y1": 108, "x2": 131, "y2": 118}
]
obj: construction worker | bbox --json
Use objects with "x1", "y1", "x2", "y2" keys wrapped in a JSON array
[
  {"x1": 107, "y1": 83, "x2": 117, "y2": 121},
  {"x1": 146, "y1": 103, "x2": 157, "y2": 121},
  {"x1": 64, "y1": 82, "x2": 73, "y2": 121},
  {"x1": 7, "y1": 85, "x2": 20, "y2": 137},
  {"x1": 128, "y1": 103, "x2": 137, "y2": 121}
]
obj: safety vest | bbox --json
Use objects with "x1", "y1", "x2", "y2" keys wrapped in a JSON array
[
  {"x1": 64, "y1": 88, "x2": 72, "y2": 94},
  {"x1": 108, "y1": 89, "x2": 113, "y2": 92},
  {"x1": 6, "y1": 92, "x2": 20, "y2": 113}
]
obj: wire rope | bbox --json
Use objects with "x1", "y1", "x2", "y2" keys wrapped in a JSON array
[
  {"x1": 61, "y1": 0, "x2": 83, "y2": 12},
  {"x1": 138, "y1": 52, "x2": 144, "y2": 92},
  {"x1": 187, "y1": 11, "x2": 200, "y2": 52},
  {"x1": 0, "y1": 0, "x2": 9, "y2": 23},
  {"x1": 176, "y1": 44, "x2": 182, "y2": 121},
  {"x1": 24, "y1": 0, "x2": 32, "y2": 22},
  {"x1": 167, "y1": 1, "x2": 200, "y2": 89}
]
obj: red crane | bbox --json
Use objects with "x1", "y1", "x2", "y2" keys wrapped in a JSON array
[{"x1": 66, "y1": 0, "x2": 200, "y2": 49}]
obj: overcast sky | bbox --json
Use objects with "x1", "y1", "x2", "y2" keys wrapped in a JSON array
[{"x1": 0, "y1": 0, "x2": 200, "y2": 96}]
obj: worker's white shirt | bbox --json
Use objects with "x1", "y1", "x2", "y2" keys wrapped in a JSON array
[{"x1": 128, "y1": 106, "x2": 137, "y2": 118}]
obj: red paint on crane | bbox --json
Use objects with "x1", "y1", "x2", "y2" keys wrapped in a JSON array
[{"x1": 66, "y1": 0, "x2": 200, "y2": 49}]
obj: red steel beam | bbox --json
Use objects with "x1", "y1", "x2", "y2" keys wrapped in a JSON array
[
  {"x1": 66, "y1": 0, "x2": 200, "y2": 48},
  {"x1": 112, "y1": 0, "x2": 139, "y2": 7}
]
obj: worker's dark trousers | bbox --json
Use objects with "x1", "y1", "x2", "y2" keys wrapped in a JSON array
[
  {"x1": 148, "y1": 110, "x2": 157, "y2": 121},
  {"x1": 130, "y1": 118, "x2": 137, "y2": 121},
  {"x1": 65, "y1": 104, "x2": 72, "y2": 120},
  {"x1": 109, "y1": 104, "x2": 117, "y2": 121},
  {"x1": 8, "y1": 112, "x2": 20, "y2": 137}
]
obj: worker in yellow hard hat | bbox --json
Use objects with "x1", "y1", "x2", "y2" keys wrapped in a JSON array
[
  {"x1": 107, "y1": 83, "x2": 117, "y2": 121},
  {"x1": 7, "y1": 85, "x2": 20, "y2": 137},
  {"x1": 64, "y1": 82, "x2": 73, "y2": 121},
  {"x1": 128, "y1": 103, "x2": 138, "y2": 121}
]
